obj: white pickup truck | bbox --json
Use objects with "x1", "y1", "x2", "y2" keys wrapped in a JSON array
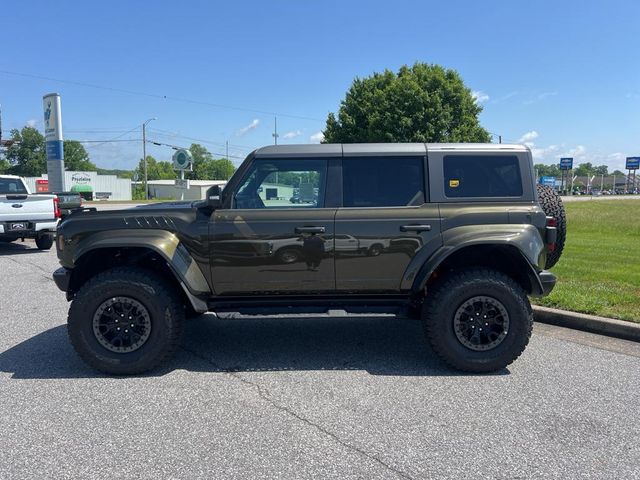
[{"x1": 0, "y1": 175, "x2": 60, "y2": 250}]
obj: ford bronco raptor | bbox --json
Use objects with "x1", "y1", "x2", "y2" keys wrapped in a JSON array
[{"x1": 53, "y1": 143, "x2": 565, "y2": 374}]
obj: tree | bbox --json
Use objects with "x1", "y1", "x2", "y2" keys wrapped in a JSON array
[
  {"x1": 323, "y1": 62, "x2": 491, "y2": 143},
  {"x1": 0, "y1": 158, "x2": 9, "y2": 174},
  {"x1": 593, "y1": 165, "x2": 608, "y2": 176},
  {"x1": 134, "y1": 156, "x2": 176, "y2": 181},
  {"x1": 612, "y1": 170, "x2": 625, "y2": 176},
  {"x1": 534, "y1": 163, "x2": 561, "y2": 178},
  {"x1": 188, "y1": 143, "x2": 236, "y2": 180},
  {"x1": 5, "y1": 127, "x2": 47, "y2": 176},
  {"x1": 63, "y1": 140, "x2": 97, "y2": 171},
  {"x1": 574, "y1": 163, "x2": 594, "y2": 176}
]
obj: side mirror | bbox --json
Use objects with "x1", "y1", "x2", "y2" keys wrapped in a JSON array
[{"x1": 206, "y1": 184, "x2": 222, "y2": 208}]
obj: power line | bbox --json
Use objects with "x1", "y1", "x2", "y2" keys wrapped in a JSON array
[
  {"x1": 146, "y1": 138, "x2": 245, "y2": 159},
  {"x1": 147, "y1": 128, "x2": 253, "y2": 152},
  {"x1": 0, "y1": 69, "x2": 325, "y2": 122}
]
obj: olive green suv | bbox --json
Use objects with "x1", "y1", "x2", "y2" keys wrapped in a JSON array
[{"x1": 53, "y1": 143, "x2": 565, "y2": 375}]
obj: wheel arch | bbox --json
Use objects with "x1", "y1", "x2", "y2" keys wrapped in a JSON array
[
  {"x1": 68, "y1": 231, "x2": 210, "y2": 312},
  {"x1": 412, "y1": 243, "x2": 545, "y2": 297}
]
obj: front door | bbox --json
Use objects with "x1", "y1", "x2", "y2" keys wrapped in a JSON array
[
  {"x1": 210, "y1": 158, "x2": 336, "y2": 295},
  {"x1": 335, "y1": 155, "x2": 442, "y2": 292}
]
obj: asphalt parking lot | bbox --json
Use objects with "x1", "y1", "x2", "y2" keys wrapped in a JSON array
[{"x1": 1, "y1": 239, "x2": 639, "y2": 479}]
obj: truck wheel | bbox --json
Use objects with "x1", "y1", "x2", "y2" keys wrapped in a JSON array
[
  {"x1": 35, "y1": 234, "x2": 54, "y2": 250},
  {"x1": 68, "y1": 267, "x2": 184, "y2": 375},
  {"x1": 367, "y1": 244, "x2": 383, "y2": 256},
  {"x1": 276, "y1": 248, "x2": 300, "y2": 264},
  {"x1": 422, "y1": 268, "x2": 533, "y2": 373},
  {"x1": 536, "y1": 184, "x2": 566, "y2": 268}
]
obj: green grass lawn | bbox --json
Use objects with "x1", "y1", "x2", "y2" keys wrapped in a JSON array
[{"x1": 533, "y1": 199, "x2": 640, "y2": 323}]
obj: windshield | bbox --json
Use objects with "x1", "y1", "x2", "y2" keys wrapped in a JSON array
[{"x1": 0, "y1": 178, "x2": 28, "y2": 195}]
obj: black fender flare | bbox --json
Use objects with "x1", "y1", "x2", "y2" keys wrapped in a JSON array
[{"x1": 71, "y1": 230, "x2": 210, "y2": 312}]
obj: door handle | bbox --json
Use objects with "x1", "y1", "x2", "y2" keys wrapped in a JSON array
[
  {"x1": 295, "y1": 226, "x2": 325, "y2": 234},
  {"x1": 400, "y1": 224, "x2": 432, "y2": 232}
]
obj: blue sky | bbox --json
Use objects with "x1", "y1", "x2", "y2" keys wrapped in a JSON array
[{"x1": 1, "y1": 0, "x2": 638, "y2": 171}]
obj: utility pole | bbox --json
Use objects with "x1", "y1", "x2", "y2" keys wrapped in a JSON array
[
  {"x1": 272, "y1": 117, "x2": 279, "y2": 145},
  {"x1": 226, "y1": 140, "x2": 229, "y2": 159},
  {"x1": 142, "y1": 117, "x2": 157, "y2": 200},
  {"x1": 600, "y1": 174, "x2": 604, "y2": 191},
  {"x1": 498, "y1": 135, "x2": 502, "y2": 144}
]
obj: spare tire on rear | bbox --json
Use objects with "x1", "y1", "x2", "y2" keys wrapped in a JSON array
[{"x1": 536, "y1": 184, "x2": 566, "y2": 269}]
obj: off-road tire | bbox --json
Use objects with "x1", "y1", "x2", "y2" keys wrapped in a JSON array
[
  {"x1": 422, "y1": 268, "x2": 533, "y2": 373},
  {"x1": 68, "y1": 266, "x2": 184, "y2": 375},
  {"x1": 536, "y1": 184, "x2": 566, "y2": 268},
  {"x1": 35, "y1": 234, "x2": 54, "y2": 250}
]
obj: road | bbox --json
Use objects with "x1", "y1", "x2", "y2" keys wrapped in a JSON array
[
  {"x1": 1, "y1": 240, "x2": 639, "y2": 479},
  {"x1": 562, "y1": 194, "x2": 640, "y2": 202}
]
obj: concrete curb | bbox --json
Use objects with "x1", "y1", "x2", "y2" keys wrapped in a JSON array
[{"x1": 533, "y1": 305, "x2": 640, "y2": 342}]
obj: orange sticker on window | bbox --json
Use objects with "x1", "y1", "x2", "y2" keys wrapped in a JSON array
[{"x1": 449, "y1": 179, "x2": 460, "y2": 188}]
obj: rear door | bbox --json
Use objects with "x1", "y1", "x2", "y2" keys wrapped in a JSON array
[{"x1": 335, "y1": 148, "x2": 442, "y2": 292}]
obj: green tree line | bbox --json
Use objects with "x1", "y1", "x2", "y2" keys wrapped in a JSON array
[{"x1": 0, "y1": 126, "x2": 235, "y2": 182}]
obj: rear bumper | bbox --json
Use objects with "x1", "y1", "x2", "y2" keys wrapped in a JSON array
[
  {"x1": 53, "y1": 267, "x2": 71, "y2": 292},
  {"x1": 538, "y1": 270, "x2": 557, "y2": 296},
  {"x1": 0, "y1": 220, "x2": 57, "y2": 237}
]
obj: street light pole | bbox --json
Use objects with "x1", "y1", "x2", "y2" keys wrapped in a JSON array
[{"x1": 142, "y1": 117, "x2": 157, "y2": 200}]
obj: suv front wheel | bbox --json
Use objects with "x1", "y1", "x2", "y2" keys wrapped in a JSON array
[
  {"x1": 67, "y1": 266, "x2": 184, "y2": 375},
  {"x1": 422, "y1": 268, "x2": 532, "y2": 373}
]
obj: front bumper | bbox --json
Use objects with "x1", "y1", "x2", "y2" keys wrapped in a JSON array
[
  {"x1": 53, "y1": 267, "x2": 71, "y2": 292},
  {"x1": 538, "y1": 270, "x2": 556, "y2": 296}
]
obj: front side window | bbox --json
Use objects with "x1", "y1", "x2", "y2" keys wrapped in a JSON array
[
  {"x1": 233, "y1": 159, "x2": 327, "y2": 209},
  {"x1": 444, "y1": 155, "x2": 523, "y2": 198},
  {"x1": 342, "y1": 156, "x2": 426, "y2": 207}
]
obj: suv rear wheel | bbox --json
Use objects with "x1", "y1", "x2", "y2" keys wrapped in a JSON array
[
  {"x1": 68, "y1": 266, "x2": 184, "y2": 375},
  {"x1": 422, "y1": 268, "x2": 532, "y2": 373}
]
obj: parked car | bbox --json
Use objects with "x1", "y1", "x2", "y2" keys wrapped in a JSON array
[
  {"x1": 0, "y1": 175, "x2": 60, "y2": 249},
  {"x1": 53, "y1": 143, "x2": 564, "y2": 374}
]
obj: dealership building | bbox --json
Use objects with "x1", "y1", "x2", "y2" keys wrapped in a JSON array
[{"x1": 23, "y1": 171, "x2": 132, "y2": 200}]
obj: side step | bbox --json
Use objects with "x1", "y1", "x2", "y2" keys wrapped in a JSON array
[{"x1": 207, "y1": 294, "x2": 411, "y2": 316}]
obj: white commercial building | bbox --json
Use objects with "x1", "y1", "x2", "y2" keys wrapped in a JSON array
[
  {"x1": 144, "y1": 180, "x2": 227, "y2": 201},
  {"x1": 24, "y1": 171, "x2": 132, "y2": 200}
]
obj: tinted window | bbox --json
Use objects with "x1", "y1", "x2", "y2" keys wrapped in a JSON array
[
  {"x1": 343, "y1": 157, "x2": 425, "y2": 207},
  {"x1": 234, "y1": 159, "x2": 327, "y2": 209},
  {"x1": 444, "y1": 155, "x2": 522, "y2": 198},
  {"x1": 0, "y1": 178, "x2": 28, "y2": 195}
]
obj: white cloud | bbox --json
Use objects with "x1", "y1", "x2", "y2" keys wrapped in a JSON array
[
  {"x1": 518, "y1": 131, "x2": 539, "y2": 145},
  {"x1": 25, "y1": 119, "x2": 38, "y2": 127},
  {"x1": 310, "y1": 131, "x2": 324, "y2": 143},
  {"x1": 492, "y1": 91, "x2": 519, "y2": 103},
  {"x1": 236, "y1": 119, "x2": 260, "y2": 136},
  {"x1": 282, "y1": 130, "x2": 302, "y2": 139},
  {"x1": 523, "y1": 91, "x2": 558, "y2": 105},
  {"x1": 472, "y1": 90, "x2": 490, "y2": 104}
]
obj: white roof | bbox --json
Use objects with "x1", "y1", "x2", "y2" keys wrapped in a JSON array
[{"x1": 142, "y1": 179, "x2": 227, "y2": 186}]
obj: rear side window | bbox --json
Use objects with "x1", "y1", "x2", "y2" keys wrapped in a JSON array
[
  {"x1": 343, "y1": 156, "x2": 425, "y2": 207},
  {"x1": 444, "y1": 155, "x2": 522, "y2": 198},
  {"x1": 0, "y1": 178, "x2": 28, "y2": 194}
]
